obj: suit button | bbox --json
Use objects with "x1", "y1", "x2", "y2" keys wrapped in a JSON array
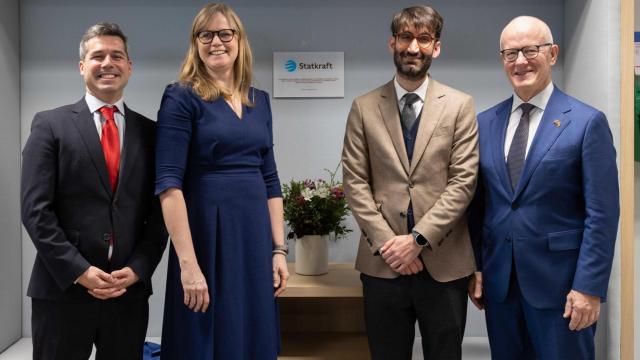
[
  {"x1": 408, "y1": 181, "x2": 414, "y2": 188},
  {"x1": 103, "y1": 233, "x2": 112, "y2": 242},
  {"x1": 511, "y1": 203, "x2": 518, "y2": 210},
  {"x1": 399, "y1": 212, "x2": 406, "y2": 218},
  {"x1": 505, "y1": 236, "x2": 512, "y2": 243}
]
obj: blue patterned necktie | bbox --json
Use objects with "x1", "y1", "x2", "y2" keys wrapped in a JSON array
[{"x1": 507, "y1": 103, "x2": 535, "y2": 189}]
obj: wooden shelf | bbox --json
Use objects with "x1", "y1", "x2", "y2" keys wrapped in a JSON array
[
  {"x1": 281, "y1": 263, "x2": 362, "y2": 298},
  {"x1": 279, "y1": 263, "x2": 368, "y2": 359},
  {"x1": 279, "y1": 332, "x2": 369, "y2": 360}
]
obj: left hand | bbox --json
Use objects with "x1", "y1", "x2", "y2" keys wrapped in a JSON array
[
  {"x1": 468, "y1": 271, "x2": 484, "y2": 310},
  {"x1": 380, "y1": 235, "x2": 422, "y2": 273},
  {"x1": 89, "y1": 267, "x2": 139, "y2": 300},
  {"x1": 273, "y1": 254, "x2": 289, "y2": 297},
  {"x1": 563, "y1": 289, "x2": 601, "y2": 331}
]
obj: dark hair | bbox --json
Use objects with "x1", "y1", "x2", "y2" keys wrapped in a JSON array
[
  {"x1": 390, "y1": 6, "x2": 443, "y2": 40},
  {"x1": 79, "y1": 22, "x2": 129, "y2": 60}
]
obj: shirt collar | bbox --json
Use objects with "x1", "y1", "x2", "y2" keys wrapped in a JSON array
[
  {"x1": 511, "y1": 81, "x2": 554, "y2": 113},
  {"x1": 394, "y1": 76, "x2": 429, "y2": 104},
  {"x1": 85, "y1": 93, "x2": 125, "y2": 116}
]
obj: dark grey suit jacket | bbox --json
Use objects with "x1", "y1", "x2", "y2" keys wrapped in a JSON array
[{"x1": 21, "y1": 98, "x2": 168, "y2": 301}]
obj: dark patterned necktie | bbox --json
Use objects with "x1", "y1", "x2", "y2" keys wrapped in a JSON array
[
  {"x1": 401, "y1": 93, "x2": 421, "y2": 132},
  {"x1": 507, "y1": 103, "x2": 535, "y2": 189}
]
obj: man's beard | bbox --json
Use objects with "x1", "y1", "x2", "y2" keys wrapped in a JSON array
[{"x1": 394, "y1": 50, "x2": 431, "y2": 80}]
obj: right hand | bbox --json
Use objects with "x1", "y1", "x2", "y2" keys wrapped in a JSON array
[
  {"x1": 180, "y1": 267, "x2": 210, "y2": 313},
  {"x1": 468, "y1": 271, "x2": 484, "y2": 310},
  {"x1": 398, "y1": 257, "x2": 424, "y2": 276},
  {"x1": 77, "y1": 266, "x2": 116, "y2": 290},
  {"x1": 380, "y1": 235, "x2": 422, "y2": 272}
]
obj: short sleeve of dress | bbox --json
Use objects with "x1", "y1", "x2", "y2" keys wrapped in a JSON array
[
  {"x1": 259, "y1": 90, "x2": 282, "y2": 198},
  {"x1": 155, "y1": 83, "x2": 196, "y2": 195}
]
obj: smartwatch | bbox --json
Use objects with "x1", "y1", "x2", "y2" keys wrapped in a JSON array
[{"x1": 412, "y1": 230, "x2": 430, "y2": 248}]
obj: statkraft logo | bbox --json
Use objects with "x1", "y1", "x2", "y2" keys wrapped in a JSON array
[{"x1": 284, "y1": 59, "x2": 297, "y2": 72}]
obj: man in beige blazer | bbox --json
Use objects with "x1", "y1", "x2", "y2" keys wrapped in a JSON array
[{"x1": 342, "y1": 6, "x2": 478, "y2": 359}]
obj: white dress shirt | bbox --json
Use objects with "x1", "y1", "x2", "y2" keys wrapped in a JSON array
[
  {"x1": 394, "y1": 76, "x2": 429, "y2": 115},
  {"x1": 85, "y1": 93, "x2": 126, "y2": 151},
  {"x1": 503, "y1": 81, "x2": 554, "y2": 160}
]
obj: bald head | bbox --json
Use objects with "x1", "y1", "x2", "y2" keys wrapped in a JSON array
[{"x1": 500, "y1": 16, "x2": 553, "y2": 50}]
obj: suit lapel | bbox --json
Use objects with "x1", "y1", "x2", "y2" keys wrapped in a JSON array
[
  {"x1": 115, "y1": 104, "x2": 141, "y2": 198},
  {"x1": 492, "y1": 98, "x2": 514, "y2": 195},
  {"x1": 512, "y1": 87, "x2": 572, "y2": 200},
  {"x1": 379, "y1": 81, "x2": 410, "y2": 175},
  {"x1": 70, "y1": 99, "x2": 112, "y2": 196},
  {"x1": 410, "y1": 78, "x2": 445, "y2": 175}
]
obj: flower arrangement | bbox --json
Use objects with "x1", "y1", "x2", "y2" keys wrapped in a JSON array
[{"x1": 282, "y1": 164, "x2": 351, "y2": 240}]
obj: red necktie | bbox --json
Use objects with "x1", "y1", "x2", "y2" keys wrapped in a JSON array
[{"x1": 99, "y1": 106, "x2": 120, "y2": 192}]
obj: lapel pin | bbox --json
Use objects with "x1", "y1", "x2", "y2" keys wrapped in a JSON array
[{"x1": 553, "y1": 119, "x2": 561, "y2": 128}]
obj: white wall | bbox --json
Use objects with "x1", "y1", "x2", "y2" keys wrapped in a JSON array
[
  {"x1": 564, "y1": 0, "x2": 622, "y2": 359},
  {"x1": 0, "y1": 0, "x2": 23, "y2": 352},
  {"x1": 19, "y1": 0, "x2": 566, "y2": 338}
]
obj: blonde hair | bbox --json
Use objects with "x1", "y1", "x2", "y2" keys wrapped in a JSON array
[{"x1": 179, "y1": 3, "x2": 254, "y2": 106}]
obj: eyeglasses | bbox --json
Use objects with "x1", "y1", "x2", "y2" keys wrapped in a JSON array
[
  {"x1": 500, "y1": 43, "x2": 552, "y2": 62},
  {"x1": 394, "y1": 32, "x2": 436, "y2": 49},
  {"x1": 196, "y1": 29, "x2": 236, "y2": 44}
]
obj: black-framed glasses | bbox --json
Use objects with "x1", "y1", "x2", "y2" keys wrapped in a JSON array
[
  {"x1": 500, "y1": 43, "x2": 552, "y2": 62},
  {"x1": 394, "y1": 32, "x2": 436, "y2": 49},
  {"x1": 196, "y1": 29, "x2": 236, "y2": 44}
]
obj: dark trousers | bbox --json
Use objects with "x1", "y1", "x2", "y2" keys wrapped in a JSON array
[
  {"x1": 361, "y1": 270, "x2": 469, "y2": 360},
  {"x1": 32, "y1": 297, "x2": 149, "y2": 360},
  {"x1": 485, "y1": 268, "x2": 595, "y2": 360}
]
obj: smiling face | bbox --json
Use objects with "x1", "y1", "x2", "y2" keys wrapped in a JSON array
[
  {"x1": 389, "y1": 26, "x2": 440, "y2": 82},
  {"x1": 79, "y1": 35, "x2": 131, "y2": 104},
  {"x1": 197, "y1": 12, "x2": 239, "y2": 79},
  {"x1": 500, "y1": 17, "x2": 558, "y2": 101}
]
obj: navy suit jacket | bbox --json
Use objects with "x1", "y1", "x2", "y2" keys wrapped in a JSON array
[
  {"x1": 21, "y1": 98, "x2": 168, "y2": 301},
  {"x1": 471, "y1": 86, "x2": 619, "y2": 309}
]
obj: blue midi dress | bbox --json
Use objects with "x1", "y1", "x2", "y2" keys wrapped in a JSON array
[{"x1": 155, "y1": 83, "x2": 282, "y2": 359}]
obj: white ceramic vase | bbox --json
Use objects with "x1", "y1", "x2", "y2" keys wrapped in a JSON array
[{"x1": 295, "y1": 234, "x2": 329, "y2": 275}]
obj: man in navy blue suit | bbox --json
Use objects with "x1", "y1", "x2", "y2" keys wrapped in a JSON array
[{"x1": 469, "y1": 16, "x2": 619, "y2": 359}]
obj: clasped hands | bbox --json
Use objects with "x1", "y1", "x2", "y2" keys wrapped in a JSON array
[
  {"x1": 467, "y1": 272, "x2": 601, "y2": 331},
  {"x1": 380, "y1": 234, "x2": 424, "y2": 275},
  {"x1": 77, "y1": 265, "x2": 139, "y2": 300}
]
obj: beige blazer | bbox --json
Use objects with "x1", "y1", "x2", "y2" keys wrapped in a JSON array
[{"x1": 342, "y1": 78, "x2": 479, "y2": 281}]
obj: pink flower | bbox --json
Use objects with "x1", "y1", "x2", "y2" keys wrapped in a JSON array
[
  {"x1": 303, "y1": 179, "x2": 316, "y2": 190},
  {"x1": 331, "y1": 187, "x2": 345, "y2": 199}
]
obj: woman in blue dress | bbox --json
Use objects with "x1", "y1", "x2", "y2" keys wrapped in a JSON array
[{"x1": 155, "y1": 3, "x2": 289, "y2": 359}]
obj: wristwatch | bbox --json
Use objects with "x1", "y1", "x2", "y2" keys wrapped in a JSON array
[{"x1": 412, "y1": 230, "x2": 431, "y2": 249}]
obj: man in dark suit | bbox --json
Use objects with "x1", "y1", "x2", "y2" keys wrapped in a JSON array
[
  {"x1": 342, "y1": 6, "x2": 478, "y2": 359},
  {"x1": 469, "y1": 16, "x2": 619, "y2": 359},
  {"x1": 21, "y1": 22, "x2": 167, "y2": 360}
]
